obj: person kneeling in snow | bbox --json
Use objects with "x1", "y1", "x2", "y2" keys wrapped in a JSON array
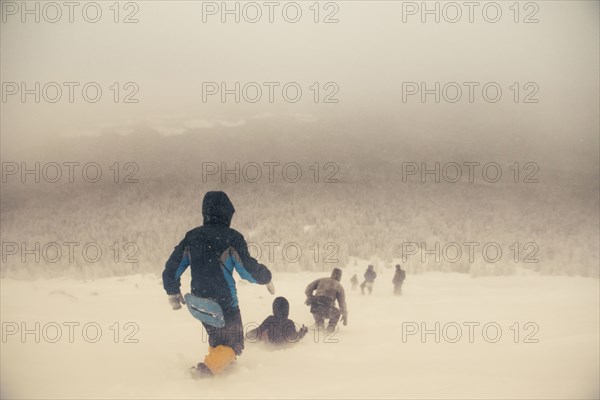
[
  {"x1": 162, "y1": 191, "x2": 274, "y2": 377},
  {"x1": 245, "y1": 297, "x2": 308, "y2": 345},
  {"x1": 305, "y1": 268, "x2": 348, "y2": 332}
]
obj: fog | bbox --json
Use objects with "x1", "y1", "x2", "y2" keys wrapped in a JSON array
[
  {"x1": 1, "y1": 1, "x2": 598, "y2": 163},
  {"x1": 1, "y1": 1, "x2": 599, "y2": 399}
]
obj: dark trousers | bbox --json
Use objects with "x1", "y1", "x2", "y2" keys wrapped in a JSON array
[
  {"x1": 394, "y1": 283, "x2": 403, "y2": 295},
  {"x1": 361, "y1": 281, "x2": 373, "y2": 294},
  {"x1": 202, "y1": 307, "x2": 244, "y2": 355},
  {"x1": 310, "y1": 296, "x2": 341, "y2": 328}
]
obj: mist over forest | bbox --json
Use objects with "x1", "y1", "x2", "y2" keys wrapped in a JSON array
[{"x1": 2, "y1": 113, "x2": 598, "y2": 279}]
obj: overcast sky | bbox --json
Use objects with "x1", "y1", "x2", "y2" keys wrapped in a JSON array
[{"x1": 1, "y1": 1, "x2": 598, "y2": 160}]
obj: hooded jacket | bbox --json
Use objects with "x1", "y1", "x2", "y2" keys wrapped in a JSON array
[
  {"x1": 252, "y1": 297, "x2": 304, "y2": 344},
  {"x1": 393, "y1": 266, "x2": 406, "y2": 284},
  {"x1": 364, "y1": 266, "x2": 377, "y2": 283},
  {"x1": 162, "y1": 191, "x2": 272, "y2": 313},
  {"x1": 305, "y1": 269, "x2": 347, "y2": 315}
]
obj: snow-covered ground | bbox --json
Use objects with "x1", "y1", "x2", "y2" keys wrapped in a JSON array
[{"x1": 1, "y1": 271, "x2": 598, "y2": 399}]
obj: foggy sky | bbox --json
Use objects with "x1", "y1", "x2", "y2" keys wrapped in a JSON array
[{"x1": 1, "y1": 1, "x2": 598, "y2": 165}]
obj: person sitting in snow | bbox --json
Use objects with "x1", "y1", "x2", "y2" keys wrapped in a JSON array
[
  {"x1": 305, "y1": 268, "x2": 348, "y2": 332},
  {"x1": 162, "y1": 191, "x2": 274, "y2": 377},
  {"x1": 392, "y1": 264, "x2": 406, "y2": 295},
  {"x1": 360, "y1": 265, "x2": 377, "y2": 295},
  {"x1": 245, "y1": 297, "x2": 308, "y2": 345}
]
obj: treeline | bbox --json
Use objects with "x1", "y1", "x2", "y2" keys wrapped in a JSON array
[{"x1": 1, "y1": 163, "x2": 597, "y2": 279}]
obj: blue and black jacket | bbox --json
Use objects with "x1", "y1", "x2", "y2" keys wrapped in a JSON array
[{"x1": 162, "y1": 191, "x2": 272, "y2": 314}]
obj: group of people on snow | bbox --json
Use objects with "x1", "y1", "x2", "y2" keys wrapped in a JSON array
[
  {"x1": 350, "y1": 263, "x2": 406, "y2": 295},
  {"x1": 162, "y1": 191, "x2": 407, "y2": 378}
]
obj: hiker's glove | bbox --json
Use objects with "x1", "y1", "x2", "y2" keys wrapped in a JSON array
[
  {"x1": 342, "y1": 311, "x2": 348, "y2": 326},
  {"x1": 266, "y1": 280, "x2": 276, "y2": 295},
  {"x1": 168, "y1": 293, "x2": 185, "y2": 310},
  {"x1": 298, "y1": 325, "x2": 308, "y2": 339},
  {"x1": 305, "y1": 296, "x2": 313, "y2": 306}
]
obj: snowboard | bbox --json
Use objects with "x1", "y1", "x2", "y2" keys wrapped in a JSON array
[{"x1": 184, "y1": 293, "x2": 225, "y2": 328}]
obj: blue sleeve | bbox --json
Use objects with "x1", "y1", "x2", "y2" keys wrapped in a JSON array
[
  {"x1": 175, "y1": 253, "x2": 190, "y2": 279},
  {"x1": 231, "y1": 234, "x2": 272, "y2": 285},
  {"x1": 162, "y1": 237, "x2": 189, "y2": 295}
]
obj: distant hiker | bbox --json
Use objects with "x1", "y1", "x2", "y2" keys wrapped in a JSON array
[
  {"x1": 360, "y1": 265, "x2": 377, "y2": 295},
  {"x1": 305, "y1": 268, "x2": 348, "y2": 331},
  {"x1": 392, "y1": 264, "x2": 406, "y2": 295},
  {"x1": 162, "y1": 191, "x2": 274, "y2": 377},
  {"x1": 245, "y1": 297, "x2": 308, "y2": 345},
  {"x1": 350, "y1": 274, "x2": 359, "y2": 290}
]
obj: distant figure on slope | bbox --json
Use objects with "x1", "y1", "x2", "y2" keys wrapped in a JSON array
[
  {"x1": 392, "y1": 264, "x2": 406, "y2": 295},
  {"x1": 245, "y1": 297, "x2": 308, "y2": 345},
  {"x1": 350, "y1": 274, "x2": 359, "y2": 290},
  {"x1": 305, "y1": 268, "x2": 348, "y2": 332},
  {"x1": 360, "y1": 265, "x2": 377, "y2": 295},
  {"x1": 162, "y1": 191, "x2": 274, "y2": 377}
]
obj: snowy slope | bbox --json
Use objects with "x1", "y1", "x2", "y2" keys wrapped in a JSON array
[{"x1": 1, "y1": 271, "x2": 598, "y2": 399}]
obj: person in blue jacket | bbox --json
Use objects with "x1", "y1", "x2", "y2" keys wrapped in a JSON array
[{"x1": 162, "y1": 191, "x2": 274, "y2": 376}]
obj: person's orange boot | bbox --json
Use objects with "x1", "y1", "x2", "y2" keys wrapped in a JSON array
[{"x1": 203, "y1": 345, "x2": 236, "y2": 375}]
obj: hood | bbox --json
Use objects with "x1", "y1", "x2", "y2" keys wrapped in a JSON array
[
  {"x1": 272, "y1": 297, "x2": 289, "y2": 319},
  {"x1": 331, "y1": 268, "x2": 342, "y2": 281},
  {"x1": 202, "y1": 191, "x2": 235, "y2": 226}
]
